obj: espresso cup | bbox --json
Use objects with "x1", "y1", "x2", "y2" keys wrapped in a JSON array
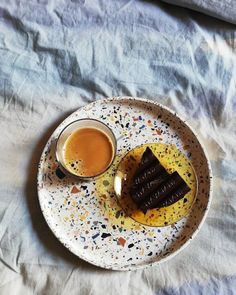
[{"x1": 56, "y1": 118, "x2": 117, "y2": 180}]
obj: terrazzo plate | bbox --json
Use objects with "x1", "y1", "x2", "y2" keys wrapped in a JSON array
[{"x1": 37, "y1": 97, "x2": 212, "y2": 271}]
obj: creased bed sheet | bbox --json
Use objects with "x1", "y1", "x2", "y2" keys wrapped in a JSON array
[
  {"x1": 0, "y1": 0, "x2": 236, "y2": 294},
  {"x1": 162, "y1": 0, "x2": 236, "y2": 25}
]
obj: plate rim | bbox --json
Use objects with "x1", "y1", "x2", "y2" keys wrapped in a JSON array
[{"x1": 37, "y1": 96, "x2": 213, "y2": 271}]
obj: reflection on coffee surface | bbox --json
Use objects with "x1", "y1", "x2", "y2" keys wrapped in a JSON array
[{"x1": 64, "y1": 128, "x2": 114, "y2": 177}]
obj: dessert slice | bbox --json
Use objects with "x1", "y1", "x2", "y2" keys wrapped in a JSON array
[
  {"x1": 130, "y1": 147, "x2": 169, "y2": 204},
  {"x1": 139, "y1": 171, "x2": 190, "y2": 213},
  {"x1": 130, "y1": 147, "x2": 191, "y2": 213},
  {"x1": 131, "y1": 147, "x2": 167, "y2": 186},
  {"x1": 155, "y1": 182, "x2": 191, "y2": 209}
]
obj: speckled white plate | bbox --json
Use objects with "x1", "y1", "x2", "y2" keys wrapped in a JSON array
[{"x1": 37, "y1": 97, "x2": 212, "y2": 271}]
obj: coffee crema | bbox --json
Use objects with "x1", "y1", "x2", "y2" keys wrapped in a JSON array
[{"x1": 63, "y1": 127, "x2": 114, "y2": 177}]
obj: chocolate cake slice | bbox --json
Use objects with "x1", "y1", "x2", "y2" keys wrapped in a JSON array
[
  {"x1": 130, "y1": 147, "x2": 191, "y2": 213},
  {"x1": 155, "y1": 182, "x2": 191, "y2": 209},
  {"x1": 130, "y1": 147, "x2": 169, "y2": 204}
]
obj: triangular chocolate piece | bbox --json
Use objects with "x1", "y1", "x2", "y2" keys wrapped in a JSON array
[
  {"x1": 130, "y1": 147, "x2": 169, "y2": 204},
  {"x1": 131, "y1": 147, "x2": 167, "y2": 186},
  {"x1": 130, "y1": 147, "x2": 191, "y2": 213}
]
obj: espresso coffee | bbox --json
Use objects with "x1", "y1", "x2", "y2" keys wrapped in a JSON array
[{"x1": 63, "y1": 127, "x2": 114, "y2": 177}]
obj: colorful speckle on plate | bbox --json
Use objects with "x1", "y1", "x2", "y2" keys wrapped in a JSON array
[{"x1": 37, "y1": 97, "x2": 212, "y2": 271}]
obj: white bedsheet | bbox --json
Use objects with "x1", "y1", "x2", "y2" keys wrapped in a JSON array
[{"x1": 0, "y1": 0, "x2": 236, "y2": 294}]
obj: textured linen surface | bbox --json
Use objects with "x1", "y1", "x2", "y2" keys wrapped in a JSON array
[
  {"x1": 162, "y1": 0, "x2": 236, "y2": 25},
  {"x1": 0, "y1": 0, "x2": 236, "y2": 294}
]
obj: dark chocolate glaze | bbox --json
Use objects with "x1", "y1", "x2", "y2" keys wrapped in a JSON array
[
  {"x1": 129, "y1": 147, "x2": 191, "y2": 214},
  {"x1": 156, "y1": 182, "x2": 191, "y2": 208},
  {"x1": 139, "y1": 171, "x2": 184, "y2": 213},
  {"x1": 133, "y1": 163, "x2": 166, "y2": 186},
  {"x1": 131, "y1": 170, "x2": 169, "y2": 204},
  {"x1": 133, "y1": 147, "x2": 159, "y2": 177}
]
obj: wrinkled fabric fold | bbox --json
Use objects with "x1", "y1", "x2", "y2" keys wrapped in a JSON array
[
  {"x1": 0, "y1": 0, "x2": 235, "y2": 294},
  {"x1": 162, "y1": 0, "x2": 236, "y2": 25}
]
